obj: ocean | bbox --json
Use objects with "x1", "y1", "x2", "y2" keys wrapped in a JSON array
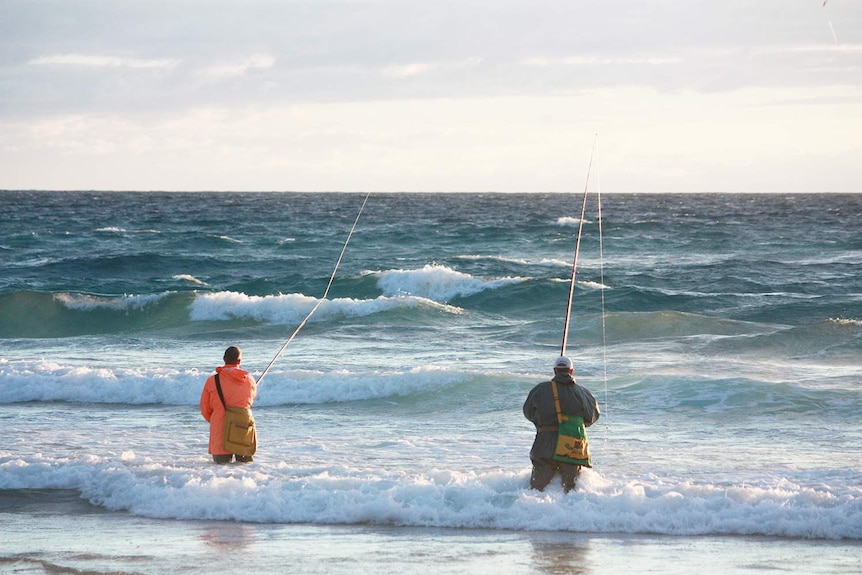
[{"x1": 1, "y1": 190, "x2": 860, "y2": 574}]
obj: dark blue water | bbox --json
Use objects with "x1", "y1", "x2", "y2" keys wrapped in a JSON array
[{"x1": 3, "y1": 191, "x2": 860, "y2": 333}]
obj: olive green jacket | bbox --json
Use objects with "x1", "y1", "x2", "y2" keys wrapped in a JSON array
[{"x1": 523, "y1": 373, "x2": 600, "y2": 460}]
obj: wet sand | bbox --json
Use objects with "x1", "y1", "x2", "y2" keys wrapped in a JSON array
[{"x1": 2, "y1": 490, "x2": 860, "y2": 575}]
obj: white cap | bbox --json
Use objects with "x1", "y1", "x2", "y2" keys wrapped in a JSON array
[{"x1": 554, "y1": 356, "x2": 573, "y2": 370}]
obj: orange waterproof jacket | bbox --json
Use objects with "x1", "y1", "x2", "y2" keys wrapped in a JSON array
[{"x1": 200, "y1": 364, "x2": 257, "y2": 455}]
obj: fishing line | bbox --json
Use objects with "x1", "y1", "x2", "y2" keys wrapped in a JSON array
[
  {"x1": 560, "y1": 134, "x2": 598, "y2": 357},
  {"x1": 595, "y1": 141, "x2": 611, "y2": 441},
  {"x1": 823, "y1": 0, "x2": 839, "y2": 44},
  {"x1": 256, "y1": 191, "x2": 372, "y2": 386}
]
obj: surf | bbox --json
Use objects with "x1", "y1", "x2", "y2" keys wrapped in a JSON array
[{"x1": 2, "y1": 458, "x2": 859, "y2": 539}]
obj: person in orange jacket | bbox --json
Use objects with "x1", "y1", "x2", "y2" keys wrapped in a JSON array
[{"x1": 200, "y1": 346, "x2": 258, "y2": 464}]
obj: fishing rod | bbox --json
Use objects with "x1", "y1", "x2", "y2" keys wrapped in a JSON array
[
  {"x1": 256, "y1": 191, "x2": 372, "y2": 386},
  {"x1": 560, "y1": 134, "x2": 598, "y2": 357},
  {"x1": 560, "y1": 136, "x2": 610, "y2": 442}
]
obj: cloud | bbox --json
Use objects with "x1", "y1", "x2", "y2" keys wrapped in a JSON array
[
  {"x1": 28, "y1": 53, "x2": 180, "y2": 69},
  {"x1": 754, "y1": 43, "x2": 862, "y2": 54},
  {"x1": 1, "y1": 0, "x2": 861, "y2": 192},
  {"x1": 521, "y1": 55, "x2": 682, "y2": 67},
  {"x1": 198, "y1": 54, "x2": 277, "y2": 79},
  {"x1": 381, "y1": 58, "x2": 483, "y2": 78}
]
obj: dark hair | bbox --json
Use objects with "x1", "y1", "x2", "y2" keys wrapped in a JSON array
[{"x1": 223, "y1": 346, "x2": 242, "y2": 364}]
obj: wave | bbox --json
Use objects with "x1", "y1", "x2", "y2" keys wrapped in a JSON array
[
  {"x1": 4, "y1": 288, "x2": 859, "y2": 379},
  {"x1": 3, "y1": 351, "x2": 858, "y2": 429},
  {"x1": 700, "y1": 316, "x2": 862, "y2": 361},
  {"x1": 1, "y1": 460, "x2": 859, "y2": 539},
  {"x1": 828, "y1": 317, "x2": 862, "y2": 327},
  {"x1": 173, "y1": 274, "x2": 209, "y2": 286},
  {"x1": 94, "y1": 226, "x2": 161, "y2": 234},
  {"x1": 0, "y1": 265, "x2": 530, "y2": 337},
  {"x1": 0, "y1": 359, "x2": 201, "y2": 405},
  {"x1": 0, "y1": 360, "x2": 485, "y2": 406},
  {"x1": 189, "y1": 290, "x2": 461, "y2": 324},
  {"x1": 0, "y1": 290, "x2": 194, "y2": 337},
  {"x1": 0, "y1": 287, "x2": 463, "y2": 338},
  {"x1": 369, "y1": 264, "x2": 527, "y2": 303},
  {"x1": 611, "y1": 374, "x2": 860, "y2": 421},
  {"x1": 556, "y1": 216, "x2": 594, "y2": 227},
  {"x1": 456, "y1": 254, "x2": 570, "y2": 268},
  {"x1": 208, "y1": 233, "x2": 243, "y2": 244},
  {"x1": 603, "y1": 310, "x2": 768, "y2": 341},
  {"x1": 54, "y1": 291, "x2": 172, "y2": 311}
]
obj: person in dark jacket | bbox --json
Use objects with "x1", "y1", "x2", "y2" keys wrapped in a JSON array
[{"x1": 523, "y1": 355, "x2": 600, "y2": 492}]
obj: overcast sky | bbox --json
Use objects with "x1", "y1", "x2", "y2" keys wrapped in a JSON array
[{"x1": 1, "y1": 0, "x2": 860, "y2": 192}]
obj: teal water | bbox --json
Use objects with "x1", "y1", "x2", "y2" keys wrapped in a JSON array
[{"x1": 1, "y1": 192, "x2": 861, "y2": 572}]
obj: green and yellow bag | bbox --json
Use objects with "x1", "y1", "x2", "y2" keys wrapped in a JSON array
[{"x1": 551, "y1": 380, "x2": 591, "y2": 467}]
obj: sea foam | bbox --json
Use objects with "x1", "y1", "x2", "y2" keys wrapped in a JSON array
[
  {"x1": 189, "y1": 290, "x2": 460, "y2": 325},
  {"x1": 1, "y1": 452, "x2": 859, "y2": 539},
  {"x1": 0, "y1": 359, "x2": 481, "y2": 406},
  {"x1": 55, "y1": 291, "x2": 172, "y2": 311},
  {"x1": 372, "y1": 264, "x2": 525, "y2": 302}
]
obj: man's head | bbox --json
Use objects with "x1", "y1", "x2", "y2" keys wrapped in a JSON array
[
  {"x1": 223, "y1": 346, "x2": 242, "y2": 365},
  {"x1": 553, "y1": 355, "x2": 573, "y2": 375}
]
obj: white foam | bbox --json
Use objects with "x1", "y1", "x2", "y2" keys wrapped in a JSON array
[
  {"x1": 549, "y1": 278, "x2": 610, "y2": 289},
  {"x1": 0, "y1": 360, "x2": 475, "y2": 406},
  {"x1": 0, "y1": 360, "x2": 200, "y2": 404},
  {"x1": 579, "y1": 279, "x2": 610, "y2": 290},
  {"x1": 372, "y1": 264, "x2": 525, "y2": 302},
  {"x1": 208, "y1": 234, "x2": 243, "y2": 243},
  {"x1": 55, "y1": 291, "x2": 171, "y2": 311},
  {"x1": 173, "y1": 274, "x2": 209, "y2": 286},
  {"x1": 2, "y1": 453, "x2": 859, "y2": 539},
  {"x1": 94, "y1": 227, "x2": 160, "y2": 234},
  {"x1": 556, "y1": 217, "x2": 593, "y2": 227},
  {"x1": 188, "y1": 291, "x2": 461, "y2": 325},
  {"x1": 456, "y1": 254, "x2": 570, "y2": 268}
]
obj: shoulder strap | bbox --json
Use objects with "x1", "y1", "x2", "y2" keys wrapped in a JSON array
[
  {"x1": 214, "y1": 373, "x2": 227, "y2": 409},
  {"x1": 551, "y1": 379, "x2": 566, "y2": 424}
]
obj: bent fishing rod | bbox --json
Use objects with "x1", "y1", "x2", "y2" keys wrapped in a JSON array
[
  {"x1": 560, "y1": 134, "x2": 598, "y2": 358},
  {"x1": 256, "y1": 191, "x2": 372, "y2": 386},
  {"x1": 559, "y1": 135, "x2": 610, "y2": 431}
]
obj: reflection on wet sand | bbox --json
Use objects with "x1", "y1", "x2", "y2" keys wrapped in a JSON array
[{"x1": 530, "y1": 533, "x2": 591, "y2": 575}]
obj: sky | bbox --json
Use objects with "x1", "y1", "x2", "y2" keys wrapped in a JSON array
[{"x1": 1, "y1": 0, "x2": 860, "y2": 193}]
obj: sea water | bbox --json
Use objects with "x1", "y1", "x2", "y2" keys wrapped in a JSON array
[{"x1": 1, "y1": 191, "x2": 860, "y2": 574}]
